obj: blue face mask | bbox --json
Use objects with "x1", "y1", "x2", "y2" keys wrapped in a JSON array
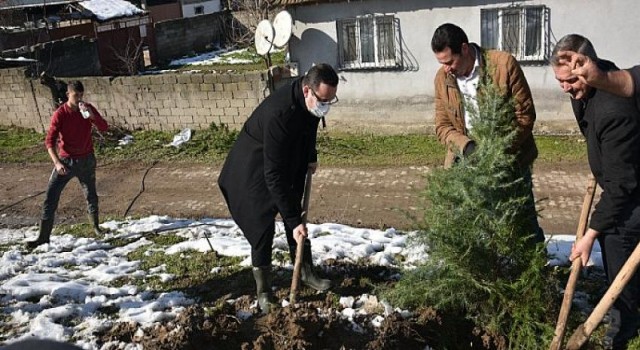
[{"x1": 310, "y1": 101, "x2": 330, "y2": 118}]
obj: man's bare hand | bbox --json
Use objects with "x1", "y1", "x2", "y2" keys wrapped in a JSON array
[
  {"x1": 569, "y1": 228, "x2": 598, "y2": 267},
  {"x1": 556, "y1": 50, "x2": 603, "y2": 86},
  {"x1": 557, "y1": 50, "x2": 635, "y2": 98},
  {"x1": 54, "y1": 162, "x2": 68, "y2": 175},
  {"x1": 293, "y1": 223, "x2": 308, "y2": 245}
]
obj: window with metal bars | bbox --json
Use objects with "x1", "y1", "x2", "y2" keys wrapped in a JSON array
[
  {"x1": 336, "y1": 14, "x2": 400, "y2": 70},
  {"x1": 481, "y1": 5, "x2": 549, "y2": 62}
]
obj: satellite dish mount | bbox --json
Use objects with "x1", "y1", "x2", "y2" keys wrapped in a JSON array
[
  {"x1": 254, "y1": 19, "x2": 275, "y2": 68},
  {"x1": 254, "y1": 10, "x2": 293, "y2": 70}
]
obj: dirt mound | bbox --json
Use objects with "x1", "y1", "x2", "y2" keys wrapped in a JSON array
[{"x1": 93, "y1": 262, "x2": 501, "y2": 349}]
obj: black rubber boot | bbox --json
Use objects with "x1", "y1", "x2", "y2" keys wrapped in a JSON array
[
  {"x1": 290, "y1": 241, "x2": 331, "y2": 292},
  {"x1": 26, "y1": 219, "x2": 53, "y2": 249},
  {"x1": 89, "y1": 213, "x2": 103, "y2": 235},
  {"x1": 252, "y1": 266, "x2": 278, "y2": 314}
]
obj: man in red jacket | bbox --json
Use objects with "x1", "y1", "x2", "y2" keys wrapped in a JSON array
[{"x1": 26, "y1": 80, "x2": 109, "y2": 248}]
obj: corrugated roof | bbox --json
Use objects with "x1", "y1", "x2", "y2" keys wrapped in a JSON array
[{"x1": 0, "y1": 0, "x2": 77, "y2": 10}]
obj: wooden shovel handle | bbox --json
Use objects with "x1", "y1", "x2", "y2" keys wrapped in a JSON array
[
  {"x1": 566, "y1": 240, "x2": 640, "y2": 349},
  {"x1": 549, "y1": 176, "x2": 597, "y2": 350},
  {"x1": 290, "y1": 237, "x2": 305, "y2": 304},
  {"x1": 290, "y1": 171, "x2": 313, "y2": 304}
]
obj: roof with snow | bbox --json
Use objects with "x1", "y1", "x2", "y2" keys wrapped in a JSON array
[
  {"x1": 0, "y1": 0, "x2": 146, "y2": 22},
  {"x1": 79, "y1": 0, "x2": 145, "y2": 21}
]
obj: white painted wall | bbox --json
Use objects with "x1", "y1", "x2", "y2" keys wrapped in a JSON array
[
  {"x1": 181, "y1": 0, "x2": 221, "y2": 17},
  {"x1": 285, "y1": 0, "x2": 640, "y2": 133}
]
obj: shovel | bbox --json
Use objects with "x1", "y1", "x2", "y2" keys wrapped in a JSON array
[
  {"x1": 549, "y1": 177, "x2": 597, "y2": 350},
  {"x1": 565, "y1": 240, "x2": 640, "y2": 349},
  {"x1": 289, "y1": 170, "x2": 313, "y2": 304}
]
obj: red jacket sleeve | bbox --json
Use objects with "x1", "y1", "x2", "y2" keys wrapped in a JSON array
[
  {"x1": 88, "y1": 104, "x2": 109, "y2": 132},
  {"x1": 44, "y1": 109, "x2": 62, "y2": 150}
]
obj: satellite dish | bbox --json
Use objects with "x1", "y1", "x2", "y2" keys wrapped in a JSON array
[
  {"x1": 255, "y1": 19, "x2": 274, "y2": 56},
  {"x1": 272, "y1": 10, "x2": 293, "y2": 48}
]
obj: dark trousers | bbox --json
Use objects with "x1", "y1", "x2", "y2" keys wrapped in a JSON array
[
  {"x1": 599, "y1": 231, "x2": 640, "y2": 320},
  {"x1": 250, "y1": 221, "x2": 296, "y2": 267},
  {"x1": 523, "y1": 167, "x2": 545, "y2": 244},
  {"x1": 41, "y1": 154, "x2": 99, "y2": 221},
  {"x1": 599, "y1": 229, "x2": 640, "y2": 348}
]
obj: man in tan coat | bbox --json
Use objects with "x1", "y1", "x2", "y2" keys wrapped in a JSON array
[{"x1": 431, "y1": 23, "x2": 543, "y2": 243}]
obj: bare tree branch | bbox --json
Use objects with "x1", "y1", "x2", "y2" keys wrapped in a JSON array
[
  {"x1": 225, "y1": 0, "x2": 282, "y2": 48},
  {"x1": 108, "y1": 33, "x2": 144, "y2": 76}
]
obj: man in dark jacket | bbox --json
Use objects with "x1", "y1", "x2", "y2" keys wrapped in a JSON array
[
  {"x1": 551, "y1": 34, "x2": 640, "y2": 349},
  {"x1": 218, "y1": 63, "x2": 339, "y2": 313}
]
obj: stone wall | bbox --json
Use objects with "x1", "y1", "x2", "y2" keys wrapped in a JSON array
[
  {"x1": 0, "y1": 68, "x2": 49, "y2": 131},
  {"x1": 153, "y1": 11, "x2": 228, "y2": 64},
  {"x1": 0, "y1": 67, "x2": 269, "y2": 133}
]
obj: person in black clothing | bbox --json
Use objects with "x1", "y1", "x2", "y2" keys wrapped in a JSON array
[
  {"x1": 218, "y1": 64, "x2": 339, "y2": 313},
  {"x1": 40, "y1": 71, "x2": 68, "y2": 108},
  {"x1": 551, "y1": 34, "x2": 640, "y2": 349}
]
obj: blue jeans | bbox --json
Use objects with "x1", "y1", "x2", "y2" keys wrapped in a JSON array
[{"x1": 41, "y1": 154, "x2": 99, "y2": 221}]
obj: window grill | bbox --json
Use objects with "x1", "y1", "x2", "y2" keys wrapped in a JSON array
[
  {"x1": 481, "y1": 5, "x2": 549, "y2": 63},
  {"x1": 337, "y1": 14, "x2": 401, "y2": 70}
]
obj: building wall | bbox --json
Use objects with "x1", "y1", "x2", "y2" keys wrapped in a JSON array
[
  {"x1": 0, "y1": 67, "x2": 269, "y2": 133},
  {"x1": 0, "y1": 28, "x2": 50, "y2": 51},
  {"x1": 147, "y1": 2, "x2": 183, "y2": 21},
  {"x1": 285, "y1": 0, "x2": 640, "y2": 133},
  {"x1": 49, "y1": 22, "x2": 95, "y2": 40},
  {"x1": 153, "y1": 11, "x2": 228, "y2": 64},
  {"x1": 181, "y1": 0, "x2": 221, "y2": 17}
]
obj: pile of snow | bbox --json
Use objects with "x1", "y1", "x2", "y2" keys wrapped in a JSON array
[{"x1": 0, "y1": 215, "x2": 598, "y2": 348}]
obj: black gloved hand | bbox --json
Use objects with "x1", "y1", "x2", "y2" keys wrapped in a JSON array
[{"x1": 463, "y1": 141, "x2": 476, "y2": 157}]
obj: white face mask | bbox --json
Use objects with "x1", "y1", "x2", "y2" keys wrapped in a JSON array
[{"x1": 310, "y1": 101, "x2": 330, "y2": 118}]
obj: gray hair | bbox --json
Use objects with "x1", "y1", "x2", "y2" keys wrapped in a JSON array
[{"x1": 549, "y1": 34, "x2": 598, "y2": 66}]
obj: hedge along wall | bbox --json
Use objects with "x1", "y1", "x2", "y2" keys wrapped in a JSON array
[{"x1": 0, "y1": 67, "x2": 270, "y2": 133}]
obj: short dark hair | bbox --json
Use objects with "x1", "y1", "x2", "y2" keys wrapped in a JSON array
[
  {"x1": 431, "y1": 23, "x2": 468, "y2": 54},
  {"x1": 549, "y1": 34, "x2": 598, "y2": 66},
  {"x1": 302, "y1": 63, "x2": 339, "y2": 89},
  {"x1": 67, "y1": 80, "x2": 84, "y2": 93}
]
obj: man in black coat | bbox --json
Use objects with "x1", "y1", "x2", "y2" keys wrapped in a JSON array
[
  {"x1": 218, "y1": 63, "x2": 339, "y2": 313},
  {"x1": 551, "y1": 35, "x2": 640, "y2": 349}
]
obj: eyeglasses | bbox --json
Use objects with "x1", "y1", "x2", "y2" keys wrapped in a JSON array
[{"x1": 311, "y1": 89, "x2": 339, "y2": 105}]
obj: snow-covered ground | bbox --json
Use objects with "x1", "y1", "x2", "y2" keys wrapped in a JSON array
[{"x1": 0, "y1": 215, "x2": 600, "y2": 349}]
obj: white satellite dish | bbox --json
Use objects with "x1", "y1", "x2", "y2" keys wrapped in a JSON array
[
  {"x1": 272, "y1": 10, "x2": 293, "y2": 48},
  {"x1": 255, "y1": 19, "x2": 275, "y2": 55}
]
